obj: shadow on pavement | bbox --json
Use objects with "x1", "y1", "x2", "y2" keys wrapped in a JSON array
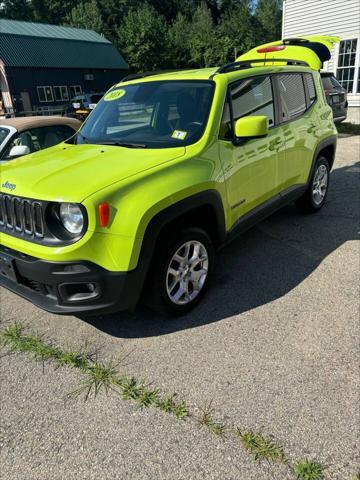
[{"x1": 80, "y1": 161, "x2": 359, "y2": 338}]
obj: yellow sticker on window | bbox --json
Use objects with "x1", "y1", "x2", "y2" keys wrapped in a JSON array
[
  {"x1": 104, "y1": 89, "x2": 126, "y2": 101},
  {"x1": 172, "y1": 130, "x2": 187, "y2": 140}
]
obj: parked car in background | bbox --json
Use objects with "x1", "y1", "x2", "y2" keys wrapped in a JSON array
[
  {"x1": 66, "y1": 93, "x2": 104, "y2": 120},
  {"x1": 0, "y1": 116, "x2": 81, "y2": 162},
  {"x1": 320, "y1": 72, "x2": 348, "y2": 122}
]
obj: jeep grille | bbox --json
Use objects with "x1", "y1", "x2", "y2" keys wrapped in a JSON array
[{"x1": 0, "y1": 194, "x2": 45, "y2": 239}]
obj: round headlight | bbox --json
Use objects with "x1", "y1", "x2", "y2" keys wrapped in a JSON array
[{"x1": 59, "y1": 203, "x2": 84, "y2": 235}]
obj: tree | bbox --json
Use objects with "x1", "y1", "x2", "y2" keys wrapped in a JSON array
[
  {"x1": 31, "y1": 0, "x2": 79, "y2": 24},
  {"x1": 218, "y1": 0, "x2": 257, "y2": 61},
  {"x1": 168, "y1": 13, "x2": 191, "y2": 69},
  {"x1": 0, "y1": 0, "x2": 33, "y2": 20},
  {"x1": 118, "y1": 3, "x2": 168, "y2": 71},
  {"x1": 66, "y1": 0, "x2": 104, "y2": 34},
  {"x1": 254, "y1": 0, "x2": 282, "y2": 44},
  {"x1": 187, "y1": 2, "x2": 217, "y2": 67}
]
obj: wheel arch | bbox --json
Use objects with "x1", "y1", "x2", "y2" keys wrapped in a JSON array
[
  {"x1": 127, "y1": 190, "x2": 226, "y2": 309},
  {"x1": 313, "y1": 135, "x2": 337, "y2": 172}
]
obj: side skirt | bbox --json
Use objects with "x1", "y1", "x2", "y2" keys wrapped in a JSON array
[{"x1": 223, "y1": 184, "x2": 307, "y2": 246}]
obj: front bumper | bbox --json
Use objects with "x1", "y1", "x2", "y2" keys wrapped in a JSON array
[{"x1": 0, "y1": 245, "x2": 141, "y2": 315}]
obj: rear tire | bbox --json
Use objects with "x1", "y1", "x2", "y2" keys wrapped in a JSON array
[
  {"x1": 144, "y1": 227, "x2": 215, "y2": 316},
  {"x1": 295, "y1": 156, "x2": 330, "y2": 213}
]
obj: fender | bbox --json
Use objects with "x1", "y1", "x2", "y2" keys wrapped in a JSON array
[
  {"x1": 126, "y1": 190, "x2": 226, "y2": 309},
  {"x1": 308, "y1": 135, "x2": 337, "y2": 181}
]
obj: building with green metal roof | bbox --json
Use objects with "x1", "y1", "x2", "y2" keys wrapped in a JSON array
[{"x1": 0, "y1": 19, "x2": 129, "y2": 115}]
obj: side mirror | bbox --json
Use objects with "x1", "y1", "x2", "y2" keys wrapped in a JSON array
[
  {"x1": 234, "y1": 116, "x2": 269, "y2": 141},
  {"x1": 8, "y1": 145, "x2": 31, "y2": 158}
]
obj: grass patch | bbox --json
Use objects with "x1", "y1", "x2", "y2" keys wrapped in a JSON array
[
  {"x1": 197, "y1": 402, "x2": 226, "y2": 437},
  {"x1": 0, "y1": 323, "x2": 190, "y2": 419},
  {"x1": 336, "y1": 122, "x2": 360, "y2": 135},
  {"x1": 293, "y1": 459, "x2": 325, "y2": 480},
  {"x1": 69, "y1": 360, "x2": 120, "y2": 400},
  {"x1": 236, "y1": 429, "x2": 286, "y2": 463}
]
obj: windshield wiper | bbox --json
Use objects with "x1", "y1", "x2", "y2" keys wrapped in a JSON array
[{"x1": 96, "y1": 141, "x2": 147, "y2": 148}]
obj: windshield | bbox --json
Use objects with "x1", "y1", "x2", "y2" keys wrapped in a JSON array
[
  {"x1": 75, "y1": 80, "x2": 215, "y2": 148},
  {"x1": 0, "y1": 127, "x2": 10, "y2": 144}
]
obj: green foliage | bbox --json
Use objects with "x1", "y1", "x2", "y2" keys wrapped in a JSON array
[
  {"x1": 236, "y1": 428, "x2": 286, "y2": 463},
  {"x1": 336, "y1": 122, "x2": 360, "y2": 135},
  {"x1": 197, "y1": 402, "x2": 226, "y2": 436},
  {"x1": 0, "y1": 0, "x2": 283, "y2": 70},
  {"x1": 65, "y1": 0, "x2": 104, "y2": 33},
  {"x1": 117, "y1": 3, "x2": 168, "y2": 71},
  {"x1": 0, "y1": 0, "x2": 33, "y2": 20},
  {"x1": 254, "y1": 0, "x2": 283, "y2": 44},
  {"x1": 293, "y1": 459, "x2": 325, "y2": 480}
]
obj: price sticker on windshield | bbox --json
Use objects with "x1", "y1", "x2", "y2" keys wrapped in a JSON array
[
  {"x1": 172, "y1": 130, "x2": 187, "y2": 140},
  {"x1": 104, "y1": 89, "x2": 126, "y2": 101}
]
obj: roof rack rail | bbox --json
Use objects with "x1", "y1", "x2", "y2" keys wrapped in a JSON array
[
  {"x1": 212, "y1": 58, "x2": 309, "y2": 76},
  {"x1": 121, "y1": 70, "x2": 181, "y2": 83}
]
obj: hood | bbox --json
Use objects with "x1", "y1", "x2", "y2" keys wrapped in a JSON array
[{"x1": 0, "y1": 143, "x2": 186, "y2": 202}]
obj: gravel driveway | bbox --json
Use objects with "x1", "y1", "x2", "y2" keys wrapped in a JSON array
[{"x1": 1, "y1": 135, "x2": 359, "y2": 480}]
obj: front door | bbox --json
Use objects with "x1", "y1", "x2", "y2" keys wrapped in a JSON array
[{"x1": 219, "y1": 75, "x2": 284, "y2": 227}]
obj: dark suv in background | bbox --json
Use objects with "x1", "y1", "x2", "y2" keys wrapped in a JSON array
[{"x1": 321, "y1": 72, "x2": 348, "y2": 123}]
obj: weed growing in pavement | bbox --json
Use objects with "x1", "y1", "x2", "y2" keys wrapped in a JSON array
[
  {"x1": 197, "y1": 402, "x2": 226, "y2": 437},
  {"x1": 236, "y1": 429, "x2": 286, "y2": 463},
  {"x1": 293, "y1": 459, "x2": 325, "y2": 480},
  {"x1": 120, "y1": 376, "x2": 144, "y2": 400},
  {"x1": 157, "y1": 394, "x2": 189, "y2": 419},
  {"x1": 69, "y1": 360, "x2": 120, "y2": 400},
  {"x1": 0, "y1": 323, "x2": 190, "y2": 418},
  {"x1": 137, "y1": 387, "x2": 160, "y2": 408}
]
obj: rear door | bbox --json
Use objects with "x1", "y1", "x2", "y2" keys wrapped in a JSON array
[
  {"x1": 274, "y1": 72, "x2": 318, "y2": 190},
  {"x1": 219, "y1": 75, "x2": 284, "y2": 227}
]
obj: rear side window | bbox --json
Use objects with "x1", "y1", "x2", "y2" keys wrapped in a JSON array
[
  {"x1": 304, "y1": 73, "x2": 316, "y2": 106},
  {"x1": 277, "y1": 73, "x2": 306, "y2": 122}
]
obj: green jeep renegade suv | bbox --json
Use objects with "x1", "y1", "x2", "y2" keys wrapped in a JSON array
[{"x1": 0, "y1": 36, "x2": 338, "y2": 316}]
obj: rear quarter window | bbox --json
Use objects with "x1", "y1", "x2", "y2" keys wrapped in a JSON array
[
  {"x1": 277, "y1": 73, "x2": 307, "y2": 122},
  {"x1": 304, "y1": 73, "x2": 317, "y2": 106}
]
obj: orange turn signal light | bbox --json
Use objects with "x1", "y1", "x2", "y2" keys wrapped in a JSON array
[{"x1": 98, "y1": 202, "x2": 110, "y2": 227}]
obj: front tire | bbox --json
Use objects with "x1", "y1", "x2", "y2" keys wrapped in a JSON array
[
  {"x1": 295, "y1": 156, "x2": 330, "y2": 213},
  {"x1": 145, "y1": 227, "x2": 215, "y2": 316}
]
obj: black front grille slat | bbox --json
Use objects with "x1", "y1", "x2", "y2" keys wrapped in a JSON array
[
  {"x1": 24, "y1": 200, "x2": 33, "y2": 235},
  {"x1": 0, "y1": 194, "x2": 4, "y2": 226},
  {"x1": 4, "y1": 196, "x2": 14, "y2": 229},
  {"x1": 33, "y1": 202, "x2": 44, "y2": 238},
  {"x1": 0, "y1": 194, "x2": 44, "y2": 239}
]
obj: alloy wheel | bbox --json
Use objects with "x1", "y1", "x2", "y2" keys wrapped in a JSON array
[{"x1": 166, "y1": 240, "x2": 209, "y2": 305}]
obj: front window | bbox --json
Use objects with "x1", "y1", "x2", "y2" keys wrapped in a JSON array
[{"x1": 76, "y1": 81, "x2": 215, "y2": 148}]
